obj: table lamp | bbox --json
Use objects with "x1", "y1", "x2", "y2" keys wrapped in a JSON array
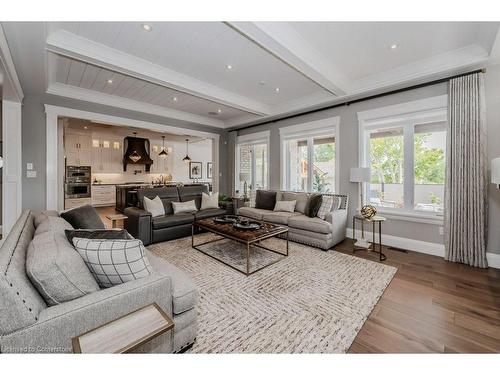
[
  {"x1": 239, "y1": 172, "x2": 251, "y2": 200},
  {"x1": 350, "y1": 167, "x2": 371, "y2": 249}
]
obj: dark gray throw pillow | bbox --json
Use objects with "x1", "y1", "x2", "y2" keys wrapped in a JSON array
[
  {"x1": 65, "y1": 229, "x2": 129, "y2": 244},
  {"x1": 60, "y1": 205, "x2": 106, "y2": 230},
  {"x1": 306, "y1": 193, "x2": 323, "y2": 218},
  {"x1": 255, "y1": 190, "x2": 277, "y2": 211}
]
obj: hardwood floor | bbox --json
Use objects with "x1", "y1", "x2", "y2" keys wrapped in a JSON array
[
  {"x1": 94, "y1": 205, "x2": 500, "y2": 353},
  {"x1": 335, "y1": 239, "x2": 500, "y2": 353}
]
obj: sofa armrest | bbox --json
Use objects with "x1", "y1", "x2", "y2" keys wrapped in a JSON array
[
  {"x1": 1, "y1": 274, "x2": 173, "y2": 353},
  {"x1": 324, "y1": 209, "x2": 348, "y2": 244},
  {"x1": 124, "y1": 207, "x2": 152, "y2": 245}
]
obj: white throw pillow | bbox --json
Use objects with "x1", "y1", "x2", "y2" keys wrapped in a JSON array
[
  {"x1": 316, "y1": 195, "x2": 334, "y2": 220},
  {"x1": 143, "y1": 196, "x2": 165, "y2": 217},
  {"x1": 274, "y1": 200, "x2": 296, "y2": 213},
  {"x1": 73, "y1": 238, "x2": 153, "y2": 288},
  {"x1": 201, "y1": 192, "x2": 219, "y2": 210},
  {"x1": 172, "y1": 200, "x2": 198, "y2": 214}
]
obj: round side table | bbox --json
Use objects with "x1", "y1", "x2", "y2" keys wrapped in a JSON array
[{"x1": 352, "y1": 214, "x2": 387, "y2": 261}]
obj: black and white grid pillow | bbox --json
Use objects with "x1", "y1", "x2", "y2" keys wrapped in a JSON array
[
  {"x1": 316, "y1": 195, "x2": 335, "y2": 220},
  {"x1": 72, "y1": 238, "x2": 153, "y2": 288}
]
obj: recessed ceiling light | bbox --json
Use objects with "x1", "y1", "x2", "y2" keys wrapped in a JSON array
[
  {"x1": 275, "y1": 87, "x2": 280, "y2": 92},
  {"x1": 107, "y1": 79, "x2": 113, "y2": 84},
  {"x1": 389, "y1": 44, "x2": 398, "y2": 50},
  {"x1": 226, "y1": 64, "x2": 233, "y2": 70},
  {"x1": 141, "y1": 24, "x2": 153, "y2": 32},
  {"x1": 217, "y1": 109, "x2": 222, "y2": 113},
  {"x1": 259, "y1": 80, "x2": 267, "y2": 86},
  {"x1": 173, "y1": 97, "x2": 178, "y2": 102}
]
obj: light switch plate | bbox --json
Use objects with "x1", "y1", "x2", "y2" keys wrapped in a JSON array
[
  {"x1": 27, "y1": 163, "x2": 33, "y2": 170},
  {"x1": 27, "y1": 170, "x2": 37, "y2": 178}
]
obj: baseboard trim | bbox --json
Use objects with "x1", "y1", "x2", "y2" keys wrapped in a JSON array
[{"x1": 346, "y1": 228, "x2": 500, "y2": 269}]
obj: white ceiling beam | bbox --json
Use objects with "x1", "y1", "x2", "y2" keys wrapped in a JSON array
[
  {"x1": 46, "y1": 30, "x2": 271, "y2": 116},
  {"x1": 489, "y1": 27, "x2": 500, "y2": 63},
  {"x1": 226, "y1": 22, "x2": 351, "y2": 97},
  {"x1": 46, "y1": 82, "x2": 227, "y2": 128}
]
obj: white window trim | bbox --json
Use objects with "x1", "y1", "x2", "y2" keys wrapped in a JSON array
[
  {"x1": 279, "y1": 117, "x2": 340, "y2": 193},
  {"x1": 357, "y1": 95, "x2": 447, "y2": 225},
  {"x1": 235, "y1": 130, "x2": 270, "y2": 194}
]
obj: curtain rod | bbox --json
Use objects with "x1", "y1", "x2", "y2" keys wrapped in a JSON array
[{"x1": 228, "y1": 68, "x2": 485, "y2": 133}]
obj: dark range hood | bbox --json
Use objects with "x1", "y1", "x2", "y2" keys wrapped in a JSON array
[{"x1": 123, "y1": 136, "x2": 153, "y2": 172}]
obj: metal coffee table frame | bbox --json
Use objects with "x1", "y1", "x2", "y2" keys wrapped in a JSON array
[{"x1": 192, "y1": 221, "x2": 289, "y2": 276}]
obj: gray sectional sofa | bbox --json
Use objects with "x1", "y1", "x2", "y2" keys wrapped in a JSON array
[
  {"x1": 238, "y1": 191, "x2": 348, "y2": 250},
  {"x1": 0, "y1": 210, "x2": 198, "y2": 353}
]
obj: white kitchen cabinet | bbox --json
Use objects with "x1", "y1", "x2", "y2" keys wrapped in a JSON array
[
  {"x1": 91, "y1": 185, "x2": 116, "y2": 206},
  {"x1": 65, "y1": 131, "x2": 92, "y2": 167},
  {"x1": 91, "y1": 135, "x2": 122, "y2": 173}
]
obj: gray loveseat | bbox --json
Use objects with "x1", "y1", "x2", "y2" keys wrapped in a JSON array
[
  {"x1": 0, "y1": 210, "x2": 198, "y2": 353},
  {"x1": 238, "y1": 191, "x2": 348, "y2": 250}
]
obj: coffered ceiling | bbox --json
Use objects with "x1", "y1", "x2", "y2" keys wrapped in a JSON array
[{"x1": 2, "y1": 21, "x2": 500, "y2": 129}]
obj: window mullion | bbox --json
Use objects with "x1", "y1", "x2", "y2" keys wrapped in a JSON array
[
  {"x1": 307, "y1": 137, "x2": 314, "y2": 192},
  {"x1": 403, "y1": 123, "x2": 414, "y2": 210}
]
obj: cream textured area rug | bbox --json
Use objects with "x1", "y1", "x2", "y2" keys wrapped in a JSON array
[{"x1": 148, "y1": 233, "x2": 397, "y2": 353}]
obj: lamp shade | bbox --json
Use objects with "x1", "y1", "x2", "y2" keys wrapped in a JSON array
[
  {"x1": 350, "y1": 167, "x2": 371, "y2": 183},
  {"x1": 492, "y1": 157, "x2": 500, "y2": 184},
  {"x1": 239, "y1": 173, "x2": 251, "y2": 182}
]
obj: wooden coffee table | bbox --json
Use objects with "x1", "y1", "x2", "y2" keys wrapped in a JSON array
[{"x1": 192, "y1": 217, "x2": 289, "y2": 276}]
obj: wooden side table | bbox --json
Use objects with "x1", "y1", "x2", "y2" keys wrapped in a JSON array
[
  {"x1": 72, "y1": 303, "x2": 174, "y2": 353},
  {"x1": 106, "y1": 213, "x2": 128, "y2": 229},
  {"x1": 353, "y1": 215, "x2": 387, "y2": 261}
]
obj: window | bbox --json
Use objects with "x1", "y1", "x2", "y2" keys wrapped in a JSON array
[
  {"x1": 235, "y1": 131, "x2": 269, "y2": 194},
  {"x1": 359, "y1": 96, "x2": 447, "y2": 218},
  {"x1": 281, "y1": 118, "x2": 339, "y2": 193}
]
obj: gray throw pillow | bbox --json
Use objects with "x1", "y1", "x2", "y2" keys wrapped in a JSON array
[
  {"x1": 26, "y1": 231, "x2": 100, "y2": 306},
  {"x1": 255, "y1": 190, "x2": 277, "y2": 210},
  {"x1": 35, "y1": 216, "x2": 74, "y2": 236},
  {"x1": 65, "y1": 229, "x2": 129, "y2": 244},
  {"x1": 60, "y1": 204, "x2": 105, "y2": 229}
]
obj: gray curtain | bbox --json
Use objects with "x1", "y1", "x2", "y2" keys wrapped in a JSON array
[{"x1": 445, "y1": 72, "x2": 488, "y2": 268}]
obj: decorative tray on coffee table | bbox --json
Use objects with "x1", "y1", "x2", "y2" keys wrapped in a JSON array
[
  {"x1": 233, "y1": 221, "x2": 262, "y2": 230},
  {"x1": 213, "y1": 215, "x2": 239, "y2": 224}
]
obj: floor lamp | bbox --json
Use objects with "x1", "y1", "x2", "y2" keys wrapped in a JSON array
[{"x1": 350, "y1": 167, "x2": 371, "y2": 248}]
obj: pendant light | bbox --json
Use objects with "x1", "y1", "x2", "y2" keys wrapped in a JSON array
[
  {"x1": 182, "y1": 139, "x2": 191, "y2": 162},
  {"x1": 128, "y1": 132, "x2": 142, "y2": 162},
  {"x1": 158, "y1": 135, "x2": 168, "y2": 158}
]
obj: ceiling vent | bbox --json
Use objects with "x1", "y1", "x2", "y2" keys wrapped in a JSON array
[{"x1": 123, "y1": 135, "x2": 153, "y2": 172}]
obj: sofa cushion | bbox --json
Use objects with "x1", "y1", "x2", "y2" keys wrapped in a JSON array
[
  {"x1": 305, "y1": 193, "x2": 323, "y2": 218},
  {"x1": 64, "y1": 229, "x2": 129, "y2": 243},
  {"x1": 0, "y1": 211, "x2": 47, "y2": 335},
  {"x1": 279, "y1": 192, "x2": 309, "y2": 213},
  {"x1": 288, "y1": 215, "x2": 333, "y2": 234},
  {"x1": 60, "y1": 205, "x2": 105, "y2": 230},
  {"x1": 274, "y1": 200, "x2": 296, "y2": 213},
  {"x1": 137, "y1": 187, "x2": 179, "y2": 214},
  {"x1": 262, "y1": 211, "x2": 301, "y2": 225},
  {"x1": 26, "y1": 231, "x2": 100, "y2": 306},
  {"x1": 152, "y1": 213, "x2": 194, "y2": 229},
  {"x1": 238, "y1": 207, "x2": 270, "y2": 221},
  {"x1": 172, "y1": 200, "x2": 197, "y2": 214},
  {"x1": 73, "y1": 238, "x2": 153, "y2": 288},
  {"x1": 147, "y1": 251, "x2": 198, "y2": 315},
  {"x1": 316, "y1": 195, "x2": 335, "y2": 220},
  {"x1": 255, "y1": 190, "x2": 277, "y2": 210},
  {"x1": 143, "y1": 195, "x2": 166, "y2": 218},
  {"x1": 195, "y1": 208, "x2": 227, "y2": 220},
  {"x1": 35, "y1": 216, "x2": 73, "y2": 236},
  {"x1": 34, "y1": 210, "x2": 60, "y2": 228},
  {"x1": 178, "y1": 185, "x2": 209, "y2": 210},
  {"x1": 200, "y1": 192, "x2": 219, "y2": 210}
]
